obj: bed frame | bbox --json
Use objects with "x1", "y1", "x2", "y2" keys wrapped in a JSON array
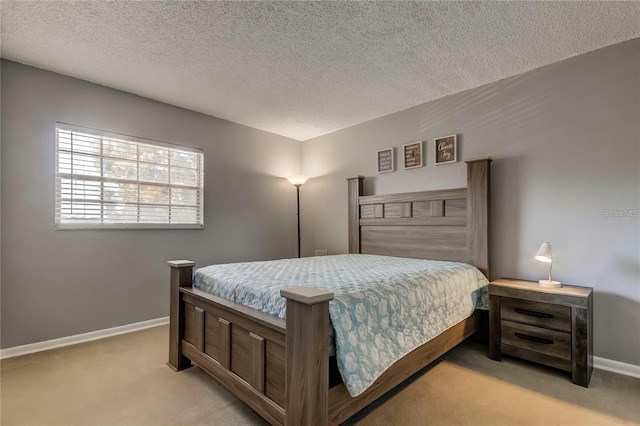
[{"x1": 168, "y1": 157, "x2": 491, "y2": 425}]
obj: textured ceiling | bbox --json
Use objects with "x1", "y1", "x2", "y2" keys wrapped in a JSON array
[{"x1": 2, "y1": 2, "x2": 639, "y2": 141}]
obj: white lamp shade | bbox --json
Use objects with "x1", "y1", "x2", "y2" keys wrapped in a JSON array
[
  {"x1": 535, "y1": 242, "x2": 553, "y2": 263},
  {"x1": 286, "y1": 175, "x2": 309, "y2": 186}
]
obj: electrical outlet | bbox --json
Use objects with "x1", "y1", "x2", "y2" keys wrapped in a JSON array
[{"x1": 315, "y1": 250, "x2": 328, "y2": 256}]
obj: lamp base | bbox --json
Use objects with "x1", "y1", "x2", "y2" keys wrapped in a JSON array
[{"x1": 539, "y1": 280, "x2": 562, "y2": 288}]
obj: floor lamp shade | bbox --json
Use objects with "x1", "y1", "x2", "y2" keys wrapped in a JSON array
[
  {"x1": 286, "y1": 175, "x2": 309, "y2": 187},
  {"x1": 287, "y1": 176, "x2": 309, "y2": 258}
]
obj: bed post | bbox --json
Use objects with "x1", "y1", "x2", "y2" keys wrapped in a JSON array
[
  {"x1": 466, "y1": 158, "x2": 492, "y2": 279},
  {"x1": 167, "y1": 260, "x2": 195, "y2": 371},
  {"x1": 280, "y1": 286, "x2": 334, "y2": 426},
  {"x1": 347, "y1": 176, "x2": 364, "y2": 254}
]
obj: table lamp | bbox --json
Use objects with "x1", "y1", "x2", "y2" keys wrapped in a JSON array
[{"x1": 535, "y1": 242, "x2": 561, "y2": 288}]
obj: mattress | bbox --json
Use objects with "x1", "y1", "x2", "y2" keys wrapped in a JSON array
[{"x1": 193, "y1": 254, "x2": 488, "y2": 397}]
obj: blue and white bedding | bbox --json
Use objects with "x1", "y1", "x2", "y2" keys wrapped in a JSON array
[{"x1": 193, "y1": 254, "x2": 488, "y2": 397}]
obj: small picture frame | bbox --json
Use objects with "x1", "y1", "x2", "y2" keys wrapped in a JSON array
[
  {"x1": 376, "y1": 147, "x2": 395, "y2": 173},
  {"x1": 403, "y1": 141, "x2": 423, "y2": 169},
  {"x1": 434, "y1": 134, "x2": 457, "y2": 165}
]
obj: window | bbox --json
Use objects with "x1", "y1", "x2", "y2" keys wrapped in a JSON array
[{"x1": 55, "y1": 123, "x2": 204, "y2": 229}]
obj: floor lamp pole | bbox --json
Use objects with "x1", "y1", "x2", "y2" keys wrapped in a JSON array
[
  {"x1": 296, "y1": 185, "x2": 301, "y2": 258},
  {"x1": 286, "y1": 176, "x2": 308, "y2": 258}
]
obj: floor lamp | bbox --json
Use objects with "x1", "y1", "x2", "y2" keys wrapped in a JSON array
[{"x1": 286, "y1": 175, "x2": 309, "y2": 258}]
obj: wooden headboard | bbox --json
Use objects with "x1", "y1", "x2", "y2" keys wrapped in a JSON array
[{"x1": 347, "y1": 157, "x2": 491, "y2": 278}]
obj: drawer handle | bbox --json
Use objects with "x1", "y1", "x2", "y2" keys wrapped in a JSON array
[
  {"x1": 515, "y1": 332, "x2": 553, "y2": 345},
  {"x1": 514, "y1": 308, "x2": 553, "y2": 319}
]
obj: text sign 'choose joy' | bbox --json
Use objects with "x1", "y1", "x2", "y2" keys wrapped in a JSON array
[{"x1": 435, "y1": 135, "x2": 457, "y2": 165}]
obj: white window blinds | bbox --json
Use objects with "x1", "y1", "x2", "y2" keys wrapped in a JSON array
[{"x1": 55, "y1": 123, "x2": 204, "y2": 229}]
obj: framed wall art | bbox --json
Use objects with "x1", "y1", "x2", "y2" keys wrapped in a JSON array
[
  {"x1": 376, "y1": 147, "x2": 395, "y2": 173},
  {"x1": 434, "y1": 134, "x2": 457, "y2": 165},
  {"x1": 403, "y1": 141, "x2": 423, "y2": 169}
]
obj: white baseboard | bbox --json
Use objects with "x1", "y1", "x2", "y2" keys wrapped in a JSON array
[
  {"x1": 593, "y1": 356, "x2": 640, "y2": 379},
  {"x1": 2, "y1": 318, "x2": 639, "y2": 380},
  {"x1": 0, "y1": 316, "x2": 169, "y2": 360}
]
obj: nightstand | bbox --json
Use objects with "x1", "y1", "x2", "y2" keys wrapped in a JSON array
[{"x1": 489, "y1": 278, "x2": 593, "y2": 387}]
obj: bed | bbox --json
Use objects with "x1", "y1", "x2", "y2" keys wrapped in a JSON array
[{"x1": 168, "y1": 157, "x2": 491, "y2": 425}]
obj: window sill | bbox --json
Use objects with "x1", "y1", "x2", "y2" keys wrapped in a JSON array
[{"x1": 54, "y1": 223, "x2": 204, "y2": 230}]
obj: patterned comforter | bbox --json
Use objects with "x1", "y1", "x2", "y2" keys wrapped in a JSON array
[{"x1": 193, "y1": 254, "x2": 488, "y2": 397}]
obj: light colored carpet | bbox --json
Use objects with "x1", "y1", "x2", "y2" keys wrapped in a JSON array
[{"x1": 1, "y1": 325, "x2": 638, "y2": 425}]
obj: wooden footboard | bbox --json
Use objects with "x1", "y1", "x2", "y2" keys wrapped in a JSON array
[{"x1": 167, "y1": 261, "x2": 334, "y2": 426}]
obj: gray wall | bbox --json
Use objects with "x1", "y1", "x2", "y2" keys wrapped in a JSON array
[
  {"x1": 1, "y1": 60, "x2": 302, "y2": 348},
  {"x1": 301, "y1": 39, "x2": 640, "y2": 365},
  {"x1": 2, "y1": 39, "x2": 639, "y2": 366}
]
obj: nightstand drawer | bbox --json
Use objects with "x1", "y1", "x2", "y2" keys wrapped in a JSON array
[
  {"x1": 501, "y1": 320, "x2": 571, "y2": 360},
  {"x1": 501, "y1": 297, "x2": 571, "y2": 332}
]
